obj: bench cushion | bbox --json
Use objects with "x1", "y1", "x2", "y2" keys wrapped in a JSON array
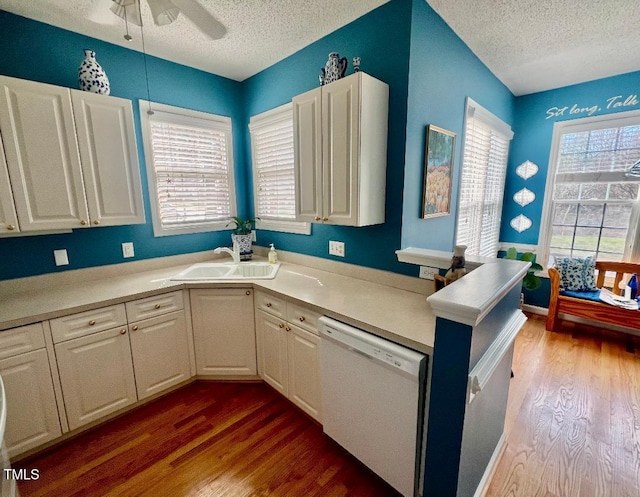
[{"x1": 560, "y1": 289, "x2": 601, "y2": 302}]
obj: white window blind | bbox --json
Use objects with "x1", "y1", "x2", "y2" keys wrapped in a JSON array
[
  {"x1": 539, "y1": 110, "x2": 640, "y2": 266},
  {"x1": 456, "y1": 98, "x2": 514, "y2": 257},
  {"x1": 249, "y1": 103, "x2": 310, "y2": 234},
  {"x1": 139, "y1": 101, "x2": 236, "y2": 236}
]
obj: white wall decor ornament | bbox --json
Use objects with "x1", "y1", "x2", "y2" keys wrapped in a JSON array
[
  {"x1": 513, "y1": 188, "x2": 536, "y2": 207},
  {"x1": 510, "y1": 214, "x2": 532, "y2": 233},
  {"x1": 515, "y1": 160, "x2": 538, "y2": 180}
]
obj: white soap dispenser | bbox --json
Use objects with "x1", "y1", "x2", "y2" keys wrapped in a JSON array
[{"x1": 268, "y1": 243, "x2": 278, "y2": 264}]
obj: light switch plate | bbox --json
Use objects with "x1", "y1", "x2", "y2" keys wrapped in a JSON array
[
  {"x1": 53, "y1": 249, "x2": 69, "y2": 266},
  {"x1": 329, "y1": 240, "x2": 345, "y2": 257},
  {"x1": 122, "y1": 242, "x2": 135, "y2": 258}
]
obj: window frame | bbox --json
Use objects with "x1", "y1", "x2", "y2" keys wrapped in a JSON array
[
  {"x1": 139, "y1": 100, "x2": 237, "y2": 237},
  {"x1": 455, "y1": 97, "x2": 514, "y2": 257},
  {"x1": 249, "y1": 103, "x2": 310, "y2": 235},
  {"x1": 537, "y1": 108, "x2": 640, "y2": 267}
]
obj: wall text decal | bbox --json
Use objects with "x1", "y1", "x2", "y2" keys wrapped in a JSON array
[{"x1": 545, "y1": 94, "x2": 639, "y2": 120}]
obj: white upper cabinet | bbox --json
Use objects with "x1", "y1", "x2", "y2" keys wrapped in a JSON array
[
  {"x1": 0, "y1": 75, "x2": 144, "y2": 232},
  {"x1": 0, "y1": 76, "x2": 88, "y2": 231},
  {"x1": 71, "y1": 90, "x2": 144, "y2": 227},
  {"x1": 0, "y1": 132, "x2": 20, "y2": 233},
  {"x1": 293, "y1": 72, "x2": 389, "y2": 227}
]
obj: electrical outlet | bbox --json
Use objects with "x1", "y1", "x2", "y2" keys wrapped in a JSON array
[
  {"x1": 122, "y1": 242, "x2": 135, "y2": 258},
  {"x1": 329, "y1": 240, "x2": 345, "y2": 257},
  {"x1": 53, "y1": 249, "x2": 69, "y2": 266},
  {"x1": 419, "y1": 266, "x2": 438, "y2": 280}
]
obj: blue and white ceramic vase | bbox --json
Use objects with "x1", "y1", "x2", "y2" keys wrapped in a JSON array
[
  {"x1": 232, "y1": 233, "x2": 253, "y2": 261},
  {"x1": 322, "y1": 52, "x2": 348, "y2": 85},
  {"x1": 78, "y1": 49, "x2": 110, "y2": 95}
]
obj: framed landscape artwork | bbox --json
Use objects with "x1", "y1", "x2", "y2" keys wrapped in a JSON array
[{"x1": 422, "y1": 125, "x2": 456, "y2": 219}]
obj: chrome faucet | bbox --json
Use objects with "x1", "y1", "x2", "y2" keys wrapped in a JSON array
[{"x1": 214, "y1": 246, "x2": 240, "y2": 264}]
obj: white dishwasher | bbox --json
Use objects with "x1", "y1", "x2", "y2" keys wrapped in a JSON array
[{"x1": 319, "y1": 317, "x2": 427, "y2": 497}]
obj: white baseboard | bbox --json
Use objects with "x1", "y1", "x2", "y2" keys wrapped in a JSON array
[
  {"x1": 522, "y1": 304, "x2": 640, "y2": 337},
  {"x1": 473, "y1": 432, "x2": 506, "y2": 497}
]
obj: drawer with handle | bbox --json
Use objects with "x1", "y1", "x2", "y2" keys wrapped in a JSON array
[
  {"x1": 0, "y1": 322, "x2": 46, "y2": 359},
  {"x1": 254, "y1": 291, "x2": 286, "y2": 318},
  {"x1": 125, "y1": 290, "x2": 184, "y2": 323},
  {"x1": 50, "y1": 304, "x2": 127, "y2": 343},
  {"x1": 286, "y1": 302, "x2": 322, "y2": 336}
]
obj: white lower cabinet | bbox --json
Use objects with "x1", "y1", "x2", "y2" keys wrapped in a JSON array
[
  {"x1": 55, "y1": 326, "x2": 137, "y2": 431},
  {"x1": 256, "y1": 311, "x2": 289, "y2": 396},
  {"x1": 287, "y1": 324, "x2": 321, "y2": 420},
  {"x1": 128, "y1": 310, "x2": 190, "y2": 400},
  {"x1": 255, "y1": 292, "x2": 322, "y2": 422},
  {"x1": 190, "y1": 289, "x2": 257, "y2": 376},
  {"x1": 0, "y1": 348, "x2": 62, "y2": 457}
]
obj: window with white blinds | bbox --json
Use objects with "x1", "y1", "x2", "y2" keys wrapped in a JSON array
[
  {"x1": 456, "y1": 98, "x2": 514, "y2": 257},
  {"x1": 538, "y1": 109, "x2": 640, "y2": 267},
  {"x1": 139, "y1": 100, "x2": 236, "y2": 236},
  {"x1": 249, "y1": 103, "x2": 310, "y2": 234}
]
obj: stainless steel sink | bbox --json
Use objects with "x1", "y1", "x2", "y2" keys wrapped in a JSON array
[{"x1": 171, "y1": 262, "x2": 280, "y2": 281}]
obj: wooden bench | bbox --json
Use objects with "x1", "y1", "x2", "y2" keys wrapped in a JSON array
[{"x1": 547, "y1": 261, "x2": 640, "y2": 332}]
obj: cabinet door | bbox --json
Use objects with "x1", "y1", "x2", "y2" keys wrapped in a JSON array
[
  {"x1": 0, "y1": 132, "x2": 19, "y2": 233},
  {"x1": 293, "y1": 87, "x2": 323, "y2": 223},
  {"x1": 0, "y1": 349, "x2": 62, "y2": 458},
  {"x1": 255, "y1": 310, "x2": 288, "y2": 396},
  {"x1": 190, "y1": 289, "x2": 257, "y2": 376},
  {"x1": 287, "y1": 324, "x2": 321, "y2": 422},
  {"x1": 129, "y1": 311, "x2": 191, "y2": 400},
  {"x1": 321, "y1": 75, "x2": 360, "y2": 226},
  {"x1": 0, "y1": 76, "x2": 89, "y2": 231},
  {"x1": 71, "y1": 90, "x2": 145, "y2": 227},
  {"x1": 55, "y1": 327, "x2": 136, "y2": 430}
]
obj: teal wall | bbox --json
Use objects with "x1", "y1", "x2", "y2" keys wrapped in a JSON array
[
  {"x1": 401, "y1": 0, "x2": 515, "y2": 251},
  {"x1": 0, "y1": 10, "x2": 246, "y2": 281},
  {"x1": 3, "y1": 3, "x2": 632, "y2": 286},
  {"x1": 242, "y1": 0, "x2": 413, "y2": 275},
  {"x1": 501, "y1": 70, "x2": 640, "y2": 246}
]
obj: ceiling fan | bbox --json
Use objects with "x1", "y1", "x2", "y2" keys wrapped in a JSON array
[{"x1": 110, "y1": 0, "x2": 226, "y2": 40}]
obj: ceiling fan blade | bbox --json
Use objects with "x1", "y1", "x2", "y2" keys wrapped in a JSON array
[
  {"x1": 87, "y1": 0, "x2": 121, "y2": 25},
  {"x1": 171, "y1": 0, "x2": 227, "y2": 40}
]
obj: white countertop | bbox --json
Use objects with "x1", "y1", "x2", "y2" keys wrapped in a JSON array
[{"x1": 0, "y1": 260, "x2": 436, "y2": 354}]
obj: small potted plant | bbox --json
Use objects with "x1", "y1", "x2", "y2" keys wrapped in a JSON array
[
  {"x1": 226, "y1": 216, "x2": 258, "y2": 261},
  {"x1": 503, "y1": 247, "x2": 543, "y2": 290}
]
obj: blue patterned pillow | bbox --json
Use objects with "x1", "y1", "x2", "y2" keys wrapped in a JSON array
[{"x1": 555, "y1": 256, "x2": 598, "y2": 291}]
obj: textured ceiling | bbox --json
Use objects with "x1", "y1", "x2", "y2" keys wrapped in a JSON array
[
  {"x1": 0, "y1": 0, "x2": 390, "y2": 82},
  {"x1": 0, "y1": 0, "x2": 638, "y2": 93},
  {"x1": 427, "y1": 0, "x2": 640, "y2": 96}
]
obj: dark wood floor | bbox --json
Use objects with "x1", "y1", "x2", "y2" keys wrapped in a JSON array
[
  {"x1": 14, "y1": 382, "x2": 400, "y2": 497},
  {"x1": 14, "y1": 314, "x2": 640, "y2": 497},
  {"x1": 486, "y1": 314, "x2": 640, "y2": 497}
]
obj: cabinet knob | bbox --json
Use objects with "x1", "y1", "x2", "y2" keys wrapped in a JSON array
[
  {"x1": 80, "y1": 220, "x2": 87, "y2": 226},
  {"x1": 314, "y1": 216, "x2": 321, "y2": 222},
  {"x1": 154, "y1": 304, "x2": 161, "y2": 309},
  {"x1": 246, "y1": 290, "x2": 251, "y2": 296},
  {"x1": 285, "y1": 326, "x2": 291, "y2": 332},
  {"x1": 6, "y1": 225, "x2": 15, "y2": 231},
  {"x1": 120, "y1": 329, "x2": 127, "y2": 335},
  {"x1": 132, "y1": 325, "x2": 139, "y2": 331},
  {"x1": 93, "y1": 219, "x2": 100, "y2": 225},
  {"x1": 89, "y1": 320, "x2": 96, "y2": 326},
  {"x1": 279, "y1": 323, "x2": 285, "y2": 329},
  {"x1": 299, "y1": 316, "x2": 306, "y2": 322},
  {"x1": 266, "y1": 302, "x2": 272, "y2": 308},
  {"x1": 323, "y1": 217, "x2": 329, "y2": 222}
]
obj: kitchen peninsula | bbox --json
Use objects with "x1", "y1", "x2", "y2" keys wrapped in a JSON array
[{"x1": 0, "y1": 250, "x2": 528, "y2": 497}]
